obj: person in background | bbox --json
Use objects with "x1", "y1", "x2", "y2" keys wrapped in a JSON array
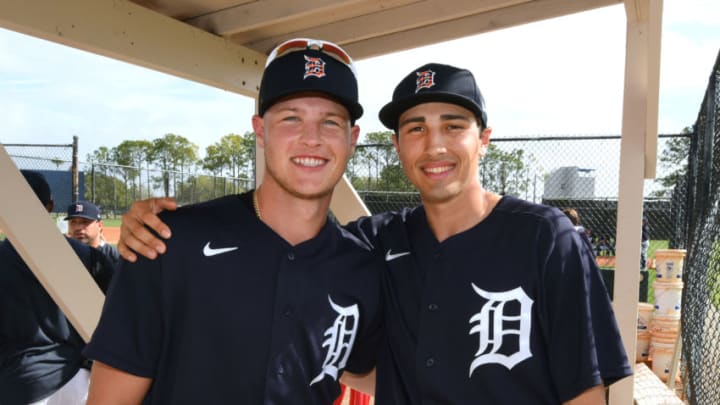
[
  {"x1": 0, "y1": 170, "x2": 114, "y2": 405},
  {"x1": 640, "y1": 216, "x2": 650, "y2": 270},
  {"x1": 65, "y1": 201, "x2": 120, "y2": 270},
  {"x1": 562, "y1": 207, "x2": 593, "y2": 249}
]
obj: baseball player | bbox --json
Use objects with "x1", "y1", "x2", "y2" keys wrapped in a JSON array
[
  {"x1": 1, "y1": 171, "x2": 114, "y2": 405},
  {"x1": 355, "y1": 63, "x2": 631, "y2": 403},
  {"x1": 117, "y1": 64, "x2": 632, "y2": 404},
  {"x1": 65, "y1": 200, "x2": 121, "y2": 270},
  {"x1": 82, "y1": 39, "x2": 383, "y2": 405}
]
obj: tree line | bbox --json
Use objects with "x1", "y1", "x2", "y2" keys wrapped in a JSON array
[
  {"x1": 85, "y1": 130, "x2": 540, "y2": 211},
  {"x1": 348, "y1": 131, "x2": 540, "y2": 198},
  {"x1": 85, "y1": 133, "x2": 255, "y2": 210},
  {"x1": 83, "y1": 129, "x2": 687, "y2": 213}
]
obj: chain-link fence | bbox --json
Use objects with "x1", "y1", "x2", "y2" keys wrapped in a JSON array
[
  {"x1": 79, "y1": 161, "x2": 254, "y2": 216},
  {"x1": 349, "y1": 134, "x2": 685, "y2": 262},
  {"x1": 4, "y1": 137, "x2": 78, "y2": 213},
  {"x1": 680, "y1": 50, "x2": 720, "y2": 405}
]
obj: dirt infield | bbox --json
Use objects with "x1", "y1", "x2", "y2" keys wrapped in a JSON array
[{"x1": 104, "y1": 227, "x2": 120, "y2": 245}]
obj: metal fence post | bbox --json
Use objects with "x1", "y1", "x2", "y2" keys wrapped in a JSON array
[{"x1": 72, "y1": 135, "x2": 79, "y2": 202}]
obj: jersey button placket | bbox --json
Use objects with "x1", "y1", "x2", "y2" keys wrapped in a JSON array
[{"x1": 418, "y1": 246, "x2": 444, "y2": 401}]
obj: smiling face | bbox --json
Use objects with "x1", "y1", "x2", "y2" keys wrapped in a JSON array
[
  {"x1": 253, "y1": 95, "x2": 359, "y2": 200},
  {"x1": 393, "y1": 102, "x2": 492, "y2": 204}
]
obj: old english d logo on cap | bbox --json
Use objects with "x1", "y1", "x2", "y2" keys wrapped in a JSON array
[
  {"x1": 415, "y1": 69, "x2": 436, "y2": 93},
  {"x1": 379, "y1": 63, "x2": 488, "y2": 130},
  {"x1": 304, "y1": 55, "x2": 327, "y2": 79}
]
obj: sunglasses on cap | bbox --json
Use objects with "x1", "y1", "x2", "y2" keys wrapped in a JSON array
[{"x1": 266, "y1": 38, "x2": 357, "y2": 77}]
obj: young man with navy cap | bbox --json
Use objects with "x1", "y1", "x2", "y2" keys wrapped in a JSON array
[
  {"x1": 82, "y1": 38, "x2": 383, "y2": 404},
  {"x1": 65, "y1": 200, "x2": 121, "y2": 270},
  {"x1": 352, "y1": 63, "x2": 632, "y2": 403}
]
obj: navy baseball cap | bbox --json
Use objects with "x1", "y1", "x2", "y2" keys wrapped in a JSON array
[
  {"x1": 379, "y1": 63, "x2": 488, "y2": 131},
  {"x1": 258, "y1": 38, "x2": 363, "y2": 122},
  {"x1": 64, "y1": 201, "x2": 101, "y2": 221}
]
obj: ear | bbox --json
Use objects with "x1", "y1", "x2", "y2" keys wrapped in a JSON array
[
  {"x1": 252, "y1": 115, "x2": 265, "y2": 148},
  {"x1": 391, "y1": 133, "x2": 400, "y2": 154},
  {"x1": 349, "y1": 124, "x2": 360, "y2": 151},
  {"x1": 478, "y1": 127, "x2": 492, "y2": 158}
]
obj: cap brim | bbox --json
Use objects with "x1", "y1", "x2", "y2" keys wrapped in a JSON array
[
  {"x1": 64, "y1": 214, "x2": 99, "y2": 221},
  {"x1": 379, "y1": 92, "x2": 485, "y2": 131}
]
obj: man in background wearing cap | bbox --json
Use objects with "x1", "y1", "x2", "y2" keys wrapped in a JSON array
[
  {"x1": 65, "y1": 201, "x2": 121, "y2": 270},
  {"x1": 1, "y1": 170, "x2": 114, "y2": 405},
  {"x1": 82, "y1": 38, "x2": 382, "y2": 405},
  {"x1": 119, "y1": 62, "x2": 631, "y2": 404}
]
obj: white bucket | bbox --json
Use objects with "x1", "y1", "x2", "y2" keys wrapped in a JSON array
[
  {"x1": 653, "y1": 281, "x2": 683, "y2": 316},
  {"x1": 636, "y1": 330, "x2": 651, "y2": 363},
  {"x1": 638, "y1": 302, "x2": 654, "y2": 330},
  {"x1": 653, "y1": 249, "x2": 687, "y2": 281},
  {"x1": 650, "y1": 314, "x2": 681, "y2": 335},
  {"x1": 650, "y1": 338, "x2": 679, "y2": 381}
]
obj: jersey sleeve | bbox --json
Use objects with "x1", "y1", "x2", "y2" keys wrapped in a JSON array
[
  {"x1": 344, "y1": 216, "x2": 382, "y2": 250},
  {"x1": 344, "y1": 318, "x2": 382, "y2": 376},
  {"x1": 82, "y1": 254, "x2": 164, "y2": 378},
  {"x1": 540, "y1": 214, "x2": 631, "y2": 402},
  {"x1": 343, "y1": 273, "x2": 384, "y2": 376},
  {"x1": 65, "y1": 236, "x2": 115, "y2": 293}
]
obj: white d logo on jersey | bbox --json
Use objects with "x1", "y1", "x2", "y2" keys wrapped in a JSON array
[
  {"x1": 468, "y1": 284, "x2": 534, "y2": 375},
  {"x1": 310, "y1": 296, "x2": 359, "y2": 386}
]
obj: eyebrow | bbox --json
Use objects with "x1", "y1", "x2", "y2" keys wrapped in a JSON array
[
  {"x1": 399, "y1": 113, "x2": 472, "y2": 128},
  {"x1": 440, "y1": 113, "x2": 472, "y2": 121},
  {"x1": 276, "y1": 107, "x2": 348, "y2": 119},
  {"x1": 398, "y1": 116, "x2": 425, "y2": 128}
]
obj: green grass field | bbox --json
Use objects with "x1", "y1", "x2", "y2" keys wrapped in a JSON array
[{"x1": 645, "y1": 240, "x2": 668, "y2": 304}]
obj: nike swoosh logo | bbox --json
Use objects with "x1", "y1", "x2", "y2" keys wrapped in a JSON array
[
  {"x1": 203, "y1": 242, "x2": 239, "y2": 257},
  {"x1": 385, "y1": 250, "x2": 411, "y2": 262}
]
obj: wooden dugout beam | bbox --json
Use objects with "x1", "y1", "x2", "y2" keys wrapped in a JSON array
[{"x1": 609, "y1": 0, "x2": 663, "y2": 403}]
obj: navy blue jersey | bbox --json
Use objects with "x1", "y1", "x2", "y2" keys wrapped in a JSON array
[
  {"x1": 97, "y1": 243, "x2": 121, "y2": 271},
  {"x1": 348, "y1": 196, "x2": 631, "y2": 404},
  {"x1": 0, "y1": 236, "x2": 113, "y2": 405},
  {"x1": 84, "y1": 192, "x2": 383, "y2": 405}
]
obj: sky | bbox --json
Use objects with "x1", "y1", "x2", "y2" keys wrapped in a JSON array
[{"x1": 1, "y1": 0, "x2": 719, "y2": 164}]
